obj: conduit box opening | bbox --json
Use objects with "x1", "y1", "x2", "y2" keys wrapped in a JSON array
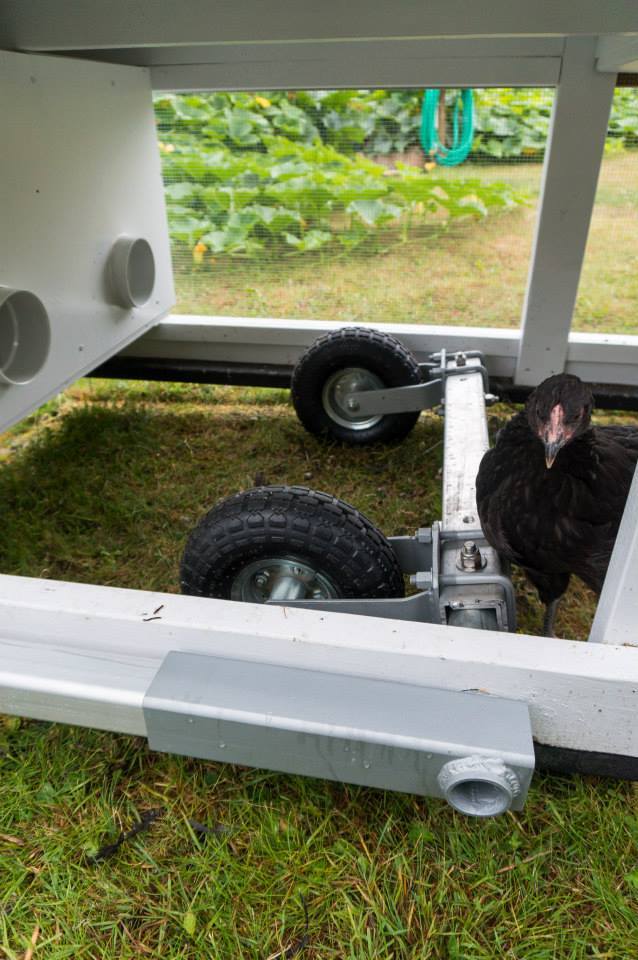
[{"x1": 144, "y1": 651, "x2": 535, "y2": 816}]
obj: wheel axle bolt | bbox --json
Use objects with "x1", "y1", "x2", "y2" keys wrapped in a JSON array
[
  {"x1": 458, "y1": 540, "x2": 484, "y2": 571},
  {"x1": 346, "y1": 397, "x2": 360, "y2": 412},
  {"x1": 254, "y1": 573, "x2": 269, "y2": 588}
]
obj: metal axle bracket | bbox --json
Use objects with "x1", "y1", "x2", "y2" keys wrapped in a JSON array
[
  {"x1": 271, "y1": 350, "x2": 515, "y2": 631},
  {"x1": 342, "y1": 349, "x2": 497, "y2": 417}
]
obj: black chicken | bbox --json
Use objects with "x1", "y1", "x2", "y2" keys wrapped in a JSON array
[{"x1": 476, "y1": 373, "x2": 638, "y2": 635}]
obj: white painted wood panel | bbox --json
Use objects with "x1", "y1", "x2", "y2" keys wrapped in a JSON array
[
  {"x1": 0, "y1": 50, "x2": 175, "y2": 433},
  {"x1": 597, "y1": 35, "x2": 638, "y2": 72}
]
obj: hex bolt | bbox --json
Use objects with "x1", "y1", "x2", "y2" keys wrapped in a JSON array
[
  {"x1": 455, "y1": 352, "x2": 467, "y2": 367},
  {"x1": 254, "y1": 572, "x2": 269, "y2": 588},
  {"x1": 458, "y1": 541, "x2": 484, "y2": 571},
  {"x1": 346, "y1": 397, "x2": 360, "y2": 412}
]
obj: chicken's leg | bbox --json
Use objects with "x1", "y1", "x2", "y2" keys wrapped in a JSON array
[
  {"x1": 542, "y1": 598, "x2": 560, "y2": 638},
  {"x1": 524, "y1": 570, "x2": 570, "y2": 638}
]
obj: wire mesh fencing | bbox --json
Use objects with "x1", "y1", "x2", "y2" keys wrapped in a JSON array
[{"x1": 153, "y1": 87, "x2": 637, "y2": 335}]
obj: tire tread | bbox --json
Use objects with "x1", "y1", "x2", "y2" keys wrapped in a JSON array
[
  {"x1": 180, "y1": 485, "x2": 404, "y2": 600},
  {"x1": 291, "y1": 326, "x2": 422, "y2": 445}
]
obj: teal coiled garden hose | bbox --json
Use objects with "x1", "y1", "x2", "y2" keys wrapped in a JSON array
[{"x1": 420, "y1": 89, "x2": 474, "y2": 166}]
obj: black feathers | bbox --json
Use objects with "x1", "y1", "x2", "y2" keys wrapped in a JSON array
[{"x1": 476, "y1": 374, "x2": 638, "y2": 634}]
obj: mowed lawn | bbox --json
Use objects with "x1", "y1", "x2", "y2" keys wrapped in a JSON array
[{"x1": 1, "y1": 152, "x2": 638, "y2": 959}]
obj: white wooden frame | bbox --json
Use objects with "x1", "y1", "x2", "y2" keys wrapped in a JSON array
[
  {"x1": 2, "y1": 1, "x2": 638, "y2": 775},
  {"x1": 122, "y1": 317, "x2": 638, "y2": 391},
  {"x1": 2, "y1": 575, "x2": 637, "y2": 758}
]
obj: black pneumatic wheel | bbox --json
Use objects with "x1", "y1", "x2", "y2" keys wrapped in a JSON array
[
  {"x1": 180, "y1": 485, "x2": 405, "y2": 602},
  {"x1": 291, "y1": 327, "x2": 422, "y2": 445}
]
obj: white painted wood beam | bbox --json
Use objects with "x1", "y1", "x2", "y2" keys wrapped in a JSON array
[
  {"x1": 589, "y1": 463, "x2": 638, "y2": 646},
  {"x1": 514, "y1": 37, "x2": 616, "y2": 386},
  {"x1": 120, "y1": 316, "x2": 638, "y2": 389},
  {"x1": 597, "y1": 35, "x2": 638, "y2": 72},
  {"x1": 84, "y1": 37, "x2": 568, "y2": 66},
  {"x1": 3, "y1": 1, "x2": 638, "y2": 51},
  {"x1": 151, "y1": 56, "x2": 560, "y2": 92},
  {"x1": 1, "y1": 574, "x2": 638, "y2": 756},
  {"x1": 136, "y1": 33, "x2": 563, "y2": 91}
]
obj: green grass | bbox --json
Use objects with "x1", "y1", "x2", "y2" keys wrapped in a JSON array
[
  {"x1": 0, "y1": 379, "x2": 617, "y2": 639},
  {"x1": 2, "y1": 714, "x2": 638, "y2": 959},
  {"x1": 3, "y1": 712, "x2": 638, "y2": 960},
  {"x1": 1, "y1": 150, "x2": 638, "y2": 958},
  {"x1": 2, "y1": 379, "x2": 638, "y2": 958}
]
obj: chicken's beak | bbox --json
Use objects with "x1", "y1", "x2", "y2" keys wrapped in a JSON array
[
  {"x1": 543, "y1": 403, "x2": 567, "y2": 468},
  {"x1": 544, "y1": 438, "x2": 564, "y2": 469}
]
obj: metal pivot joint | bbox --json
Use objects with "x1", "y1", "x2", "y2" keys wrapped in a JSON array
[{"x1": 338, "y1": 348, "x2": 497, "y2": 418}]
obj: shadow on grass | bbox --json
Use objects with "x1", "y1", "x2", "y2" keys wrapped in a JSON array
[
  {"x1": 0, "y1": 397, "x2": 444, "y2": 595},
  {"x1": 0, "y1": 388, "x2": 607, "y2": 637},
  {"x1": 2, "y1": 391, "x2": 638, "y2": 958}
]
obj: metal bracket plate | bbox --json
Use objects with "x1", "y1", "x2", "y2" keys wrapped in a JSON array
[
  {"x1": 143, "y1": 652, "x2": 535, "y2": 813},
  {"x1": 344, "y1": 378, "x2": 443, "y2": 416}
]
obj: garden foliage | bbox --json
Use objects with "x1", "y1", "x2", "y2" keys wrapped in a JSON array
[
  {"x1": 155, "y1": 92, "x2": 523, "y2": 260},
  {"x1": 473, "y1": 88, "x2": 637, "y2": 159},
  {"x1": 154, "y1": 88, "x2": 636, "y2": 260}
]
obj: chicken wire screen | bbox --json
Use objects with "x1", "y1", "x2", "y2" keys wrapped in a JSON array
[
  {"x1": 153, "y1": 87, "x2": 637, "y2": 334},
  {"x1": 575, "y1": 87, "x2": 638, "y2": 336}
]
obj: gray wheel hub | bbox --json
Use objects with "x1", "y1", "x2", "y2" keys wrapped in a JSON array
[
  {"x1": 231, "y1": 556, "x2": 341, "y2": 603},
  {"x1": 321, "y1": 367, "x2": 384, "y2": 430}
]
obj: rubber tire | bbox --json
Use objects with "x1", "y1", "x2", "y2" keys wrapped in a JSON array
[
  {"x1": 291, "y1": 327, "x2": 422, "y2": 445},
  {"x1": 180, "y1": 485, "x2": 405, "y2": 601}
]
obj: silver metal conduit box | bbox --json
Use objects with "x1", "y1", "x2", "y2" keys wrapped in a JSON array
[{"x1": 144, "y1": 652, "x2": 535, "y2": 816}]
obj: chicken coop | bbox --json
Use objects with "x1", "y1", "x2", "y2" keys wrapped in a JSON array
[{"x1": 2, "y1": 1, "x2": 638, "y2": 817}]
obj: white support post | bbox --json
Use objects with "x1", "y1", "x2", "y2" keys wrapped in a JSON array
[
  {"x1": 589, "y1": 462, "x2": 638, "y2": 646},
  {"x1": 514, "y1": 37, "x2": 616, "y2": 387}
]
